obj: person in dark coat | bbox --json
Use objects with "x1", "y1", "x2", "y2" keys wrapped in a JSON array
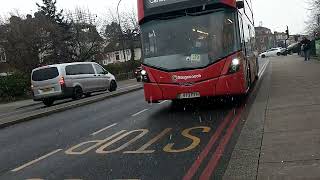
[{"x1": 301, "y1": 37, "x2": 311, "y2": 61}]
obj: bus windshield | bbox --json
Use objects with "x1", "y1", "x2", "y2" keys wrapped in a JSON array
[{"x1": 141, "y1": 9, "x2": 241, "y2": 71}]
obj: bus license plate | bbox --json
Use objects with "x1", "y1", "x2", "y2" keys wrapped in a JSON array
[{"x1": 177, "y1": 92, "x2": 200, "y2": 99}]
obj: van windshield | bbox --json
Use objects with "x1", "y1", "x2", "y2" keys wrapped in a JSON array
[{"x1": 32, "y1": 67, "x2": 59, "y2": 81}]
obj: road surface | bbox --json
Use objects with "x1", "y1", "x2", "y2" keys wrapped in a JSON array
[{"x1": 0, "y1": 59, "x2": 269, "y2": 180}]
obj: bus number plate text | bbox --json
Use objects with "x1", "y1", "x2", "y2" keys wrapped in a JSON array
[{"x1": 177, "y1": 92, "x2": 200, "y2": 99}]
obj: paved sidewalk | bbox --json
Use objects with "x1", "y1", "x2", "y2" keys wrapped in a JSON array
[{"x1": 224, "y1": 55, "x2": 320, "y2": 179}]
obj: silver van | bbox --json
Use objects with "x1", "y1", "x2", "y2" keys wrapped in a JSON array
[{"x1": 31, "y1": 62, "x2": 117, "y2": 106}]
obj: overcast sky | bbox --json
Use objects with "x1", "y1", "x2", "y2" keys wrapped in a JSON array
[{"x1": 0, "y1": 0, "x2": 310, "y2": 34}]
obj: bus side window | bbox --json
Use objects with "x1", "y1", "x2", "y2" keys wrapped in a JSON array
[{"x1": 238, "y1": 15, "x2": 245, "y2": 52}]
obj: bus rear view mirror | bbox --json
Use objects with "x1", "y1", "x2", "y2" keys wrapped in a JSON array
[{"x1": 236, "y1": 1, "x2": 244, "y2": 9}]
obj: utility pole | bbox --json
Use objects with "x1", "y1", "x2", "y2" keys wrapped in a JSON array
[
  {"x1": 117, "y1": 0, "x2": 127, "y2": 62},
  {"x1": 285, "y1": 26, "x2": 289, "y2": 48}
]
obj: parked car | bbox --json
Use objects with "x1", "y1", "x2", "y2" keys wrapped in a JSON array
[
  {"x1": 287, "y1": 43, "x2": 302, "y2": 54},
  {"x1": 260, "y1": 47, "x2": 285, "y2": 58},
  {"x1": 31, "y1": 62, "x2": 117, "y2": 106},
  {"x1": 135, "y1": 66, "x2": 142, "y2": 82}
]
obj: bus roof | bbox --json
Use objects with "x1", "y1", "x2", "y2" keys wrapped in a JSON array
[{"x1": 137, "y1": 0, "x2": 238, "y2": 23}]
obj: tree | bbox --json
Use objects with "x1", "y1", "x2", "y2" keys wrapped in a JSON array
[
  {"x1": 1, "y1": 15, "x2": 45, "y2": 73},
  {"x1": 36, "y1": 0, "x2": 64, "y2": 24},
  {"x1": 103, "y1": 9, "x2": 141, "y2": 68},
  {"x1": 66, "y1": 8, "x2": 103, "y2": 62},
  {"x1": 307, "y1": 0, "x2": 320, "y2": 36},
  {"x1": 35, "y1": 0, "x2": 75, "y2": 64},
  {"x1": 104, "y1": 22, "x2": 122, "y2": 43}
]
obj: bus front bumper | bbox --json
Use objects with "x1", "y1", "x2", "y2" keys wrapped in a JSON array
[{"x1": 143, "y1": 72, "x2": 246, "y2": 102}]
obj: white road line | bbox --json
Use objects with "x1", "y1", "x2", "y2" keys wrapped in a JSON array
[
  {"x1": 11, "y1": 149, "x2": 62, "y2": 172},
  {"x1": 91, "y1": 123, "x2": 118, "y2": 136},
  {"x1": 118, "y1": 84, "x2": 141, "y2": 90},
  {"x1": 159, "y1": 100, "x2": 169, "y2": 105},
  {"x1": 132, "y1": 109, "x2": 149, "y2": 117},
  {"x1": 258, "y1": 61, "x2": 269, "y2": 77}
]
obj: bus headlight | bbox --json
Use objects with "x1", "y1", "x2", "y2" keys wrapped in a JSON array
[
  {"x1": 229, "y1": 58, "x2": 241, "y2": 74},
  {"x1": 141, "y1": 70, "x2": 150, "y2": 82}
]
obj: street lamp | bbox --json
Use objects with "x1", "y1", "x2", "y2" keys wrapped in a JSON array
[{"x1": 117, "y1": 0, "x2": 127, "y2": 62}]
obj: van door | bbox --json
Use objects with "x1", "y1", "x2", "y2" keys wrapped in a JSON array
[
  {"x1": 93, "y1": 64, "x2": 109, "y2": 90},
  {"x1": 65, "y1": 64, "x2": 96, "y2": 92},
  {"x1": 31, "y1": 66, "x2": 62, "y2": 97}
]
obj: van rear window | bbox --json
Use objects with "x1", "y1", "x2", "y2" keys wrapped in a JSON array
[{"x1": 32, "y1": 67, "x2": 59, "y2": 81}]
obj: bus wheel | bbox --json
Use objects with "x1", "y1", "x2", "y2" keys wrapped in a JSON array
[{"x1": 246, "y1": 68, "x2": 252, "y2": 92}]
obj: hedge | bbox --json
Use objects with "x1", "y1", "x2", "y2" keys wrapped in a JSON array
[
  {"x1": 103, "y1": 60, "x2": 141, "y2": 75},
  {"x1": 0, "y1": 73, "x2": 30, "y2": 101}
]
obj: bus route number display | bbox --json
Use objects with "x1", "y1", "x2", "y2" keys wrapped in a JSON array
[{"x1": 145, "y1": 0, "x2": 190, "y2": 9}]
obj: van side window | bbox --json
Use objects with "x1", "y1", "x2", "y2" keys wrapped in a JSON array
[
  {"x1": 66, "y1": 64, "x2": 95, "y2": 75},
  {"x1": 94, "y1": 64, "x2": 106, "y2": 74}
]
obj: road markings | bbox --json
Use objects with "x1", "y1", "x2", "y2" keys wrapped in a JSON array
[
  {"x1": 124, "y1": 128, "x2": 172, "y2": 154},
  {"x1": 200, "y1": 106, "x2": 244, "y2": 180},
  {"x1": 11, "y1": 149, "x2": 62, "y2": 172},
  {"x1": 159, "y1": 100, "x2": 169, "y2": 105},
  {"x1": 258, "y1": 60, "x2": 269, "y2": 77},
  {"x1": 65, "y1": 131, "x2": 126, "y2": 155},
  {"x1": 183, "y1": 111, "x2": 234, "y2": 180},
  {"x1": 91, "y1": 123, "x2": 118, "y2": 136},
  {"x1": 96, "y1": 129, "x2": 149, "y2": 154},
  {"x1": 131, "y1": 109, "x2": 149, "y2": 117},
  {"x1": 163, "y1": 127, "x2": 211, "y2": 153}
]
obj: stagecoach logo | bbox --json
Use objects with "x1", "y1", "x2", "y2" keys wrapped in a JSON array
[
  {"x1": 172, "y1": 74, "x2": 202, "y2": 82},
  {"x1": 145, "y1": 0, "x2": 188, "y2": 8},
  {"x1": 149, "y1": 0, "x2": 166, "y2": 3}
]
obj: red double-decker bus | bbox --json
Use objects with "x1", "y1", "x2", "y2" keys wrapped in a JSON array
[{"x1": 137, "y1": 0, "x2": 258, "y2": 103}]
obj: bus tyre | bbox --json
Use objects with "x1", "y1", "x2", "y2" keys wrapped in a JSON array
[
  {"x1": 247, "y1": 68, "x2": 252, "y2": 91},
  {"x1": 72, "y1": 86, "x2": 83, "y2": 100},
  {"x1": 43, "y1": 99, "x2": 54, "y2": 107},
  {"x1": 85, "y1": 93, "x2": 92, "y2": 97},
  {"x1": 109, "y1": 80, "x2": 117, "y2": 92}
]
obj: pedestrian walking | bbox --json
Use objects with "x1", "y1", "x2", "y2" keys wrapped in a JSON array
[{"x1": 301, "y1": 37, "x2": 311, "y2": 61}]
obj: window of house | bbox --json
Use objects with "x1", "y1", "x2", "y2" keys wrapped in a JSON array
[
  {"x1": 0, "y1": 48, "x2": 6, "y2": 63},
  {"x1": 115, "y1": 52, "x2": 120, "y2": 61}
]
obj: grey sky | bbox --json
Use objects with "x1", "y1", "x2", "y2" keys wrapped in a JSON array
[{"x1": 0, "y1": 0, "x2": 309, "y2": 34}]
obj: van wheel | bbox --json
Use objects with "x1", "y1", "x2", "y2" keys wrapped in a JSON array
[
  {"x1": 72, "y1": 86, "x2": 83, "y2": 100},
  {"x1": 43, "y1": 99, "x2": 54, "y2": 107},
  {"x1": 85, "y1": 93, "x2": 91, "y2": 97},
  {"x1": 261, "y1": 54, "x2": 266, "y2": 58},
  {"x1": 277, "y1": 52, "x2": 281, "y2": 56},
  {"x1": 109, "y1": 80, "x2": 117, "y2": 92}
]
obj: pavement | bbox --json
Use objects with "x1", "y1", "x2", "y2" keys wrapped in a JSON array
[
  {"x1": 2, "y1": 55, "x2": 317, "y2": 180},
  {"x1": 224, "y1": 55, "x2": 320, "y2": 180}
]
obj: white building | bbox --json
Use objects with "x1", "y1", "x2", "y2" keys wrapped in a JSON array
[{"x1": 101, "y1": 41, "x2": 142, "y2": 66}]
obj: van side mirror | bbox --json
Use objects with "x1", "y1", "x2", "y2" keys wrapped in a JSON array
[
  {"x1": 236, "y1": 1, "x2": 244, "y2": 9},
  {"x1": 103, "y1": 71, "x2": 109, "y2": 75}
]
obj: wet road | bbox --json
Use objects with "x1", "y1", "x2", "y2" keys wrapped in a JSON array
[{"x1": 0, "y1": 59, "x2": 269, "y2": 180}]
